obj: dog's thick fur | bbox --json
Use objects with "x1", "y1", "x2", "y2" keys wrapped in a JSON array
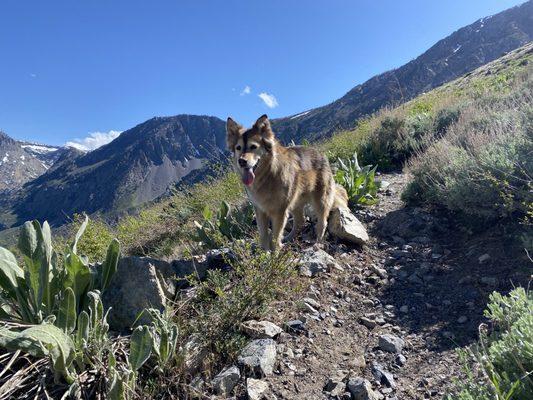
[{"x1": 227, "y1": 114, "x2": 348, "y2": 250}]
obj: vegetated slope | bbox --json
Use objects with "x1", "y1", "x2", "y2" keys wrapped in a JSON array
[
  {"x1": 0, "y1": 131, "x2": 49, "y2": 193},
  {"x1": 10, "y1": 115, "x2": 227, "y2": 226},
  {"x1": 98, "y1": 42, "x2": 532, "y2": 260},
  {"x1": 272, "y1": 0, "x2": 533, "y2": 143}
]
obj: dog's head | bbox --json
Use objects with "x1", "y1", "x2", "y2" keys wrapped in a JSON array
[{"x1": 226, "y1": 114, "x2": 275, "y2": 186}]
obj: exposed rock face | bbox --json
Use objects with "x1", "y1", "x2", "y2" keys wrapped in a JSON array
[
  {"x1": 0, "y1": 132, "x2": 48, "y2": 193},
  {"x1": 8, "y1": 115, "x2": 227, "y2": 226},
  {"x1": 103, "y1": 253, "x2": 222, "y2": 330},
  {"x1": 247, "y1": 378, "x2": 269, "y2": 400},
  {"x1": 346, "y1": 377, "x2": 380, "y2": 400},
  {"x1": 272, "y1": 0, "x2": 533, "y2": 143},
  {"x1": 328, "y1": 207, "x2": 369, "y2": 245}
]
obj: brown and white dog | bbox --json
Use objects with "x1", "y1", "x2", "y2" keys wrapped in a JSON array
[{"x1": 226, "y1": 114, "x2": 348, "y2": 250}]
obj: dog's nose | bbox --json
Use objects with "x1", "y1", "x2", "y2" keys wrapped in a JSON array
[{"x1": 238, "y1": 158, "x2": 247, "y2": 167}]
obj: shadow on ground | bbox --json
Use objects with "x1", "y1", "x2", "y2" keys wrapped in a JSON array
[{"x1": 369, "y1": 205, "x2": 531, "y2": 352}]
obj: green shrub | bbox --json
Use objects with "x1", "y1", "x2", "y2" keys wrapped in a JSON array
[
  {"x1": 193, "y1": 201, "x2": 254, "y2": 249},
  {"x1": 334, "y1": 152, "x2": 380, "y2": 206},
  {"x1": 447, "y1": 287, "x2": 533, "y2": 400},
  {"x1": 404, "y1": 82, "x2": 533, "y2": 226},
  {"x1": 182, "y1": 243, "x2": 296, "y2": 371}
]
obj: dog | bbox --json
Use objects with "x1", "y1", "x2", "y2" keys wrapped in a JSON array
[{"x1": 226, "y1": 114, "x2": 348, "y2": 250}]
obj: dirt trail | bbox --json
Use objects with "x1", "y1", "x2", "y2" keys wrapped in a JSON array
[{"x1": 259, "y1": 172, "x2": 529, "y2": 400}]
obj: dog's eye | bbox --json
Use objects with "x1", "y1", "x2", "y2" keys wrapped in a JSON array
[
  {"x1": 250, "y1": 144, "x2": 258, "y2": 150},
  {"x1": 235, "y1": 145, "x2": 241, "y2": 151}
]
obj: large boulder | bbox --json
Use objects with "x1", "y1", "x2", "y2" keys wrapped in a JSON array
[
  {"x1": 103, "y1": 251, "x2": 229, "y2": 331},
  {"x1": 328, "y1": 207, "x2": 369, "y2": 245}
]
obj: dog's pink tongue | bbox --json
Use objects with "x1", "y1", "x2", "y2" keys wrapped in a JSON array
[{"x1": 242, "y1": 168, "x2": 255, "y2": 186}]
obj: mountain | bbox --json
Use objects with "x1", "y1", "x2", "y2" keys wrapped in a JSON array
[
  {"x1": 0, "y1": 132, "x2": 50, "y2": 193},
  {"x1": 9, "y1": 115, "x2": 226, "y2": 225},
  {"x1": 19, "y1": 142, "x2": 69, "y2": 168},
  {"x1": 2, "y1": 1, "x2": 532, "y2": 229},
  {"x1": 273, "y1": 0, "x2": 533, "y2": 142}
]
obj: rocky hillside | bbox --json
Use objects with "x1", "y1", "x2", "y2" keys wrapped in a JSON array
[
  {"x1": 0, "y1": 132, "x2": 49, "y2": 193},
  {"x1": 8, "y1": 115, "x2": 226, "y2": 226},
  {"x1": 273, "y1": 0, "x2": 533, "y2": 143}
]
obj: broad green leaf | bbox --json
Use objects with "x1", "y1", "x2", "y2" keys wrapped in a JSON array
[
  {"x1": 0, "y1": 247, "x2": 23, "y2": 298},
  {"x1": 56, "y1": 287, "x2": 76, "y2": 334},
  {"x1": 101, "y1": 239, "x2": 120, "y2": 291},
  {"x1": 129, "y1": 326, "x2": 152, "y2": 370},
  {"x1": 63, "y1": 251, "x2": 91, "y2": 304},
  {"x1": 0, "y1": 324, "x2": 76, "y2": 383},
  {"x1": 18, "y1": 221, "x2": 37, "y2": 259},
  {"x1": 71, "y1": 215, "x2": 88, "y2": 254},
  {"x1": 76, "y1": 311, "x2": 90, "y2": 344}
]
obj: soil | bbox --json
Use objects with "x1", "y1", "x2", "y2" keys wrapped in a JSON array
[{"x1": 244, "y1": 172, "x2": 532, "y2": 400}]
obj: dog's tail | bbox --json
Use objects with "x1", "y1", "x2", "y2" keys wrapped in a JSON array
[{"x1": 333, "y1": 184, "x2": 349, "y2": 209}]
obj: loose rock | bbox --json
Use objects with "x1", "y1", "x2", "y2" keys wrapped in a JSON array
[
  {"x1": 378, "y1": 334, "x2": 405, "y2": 353},
  {"x1": 298, "y1": 248, "x2": 340, "y2": 277},
  {"x1": 371, "y1": 361, "x2": 396, "y2": 388},
  {"x1": 328, "y1": 206, "x2": 369, "y2": 245},
  {"x1": 238, "y1": 339, "x2": 277, "y2": 377},
  {"x1": 242, "y1": 320, "x2": 283, "y2": 339},
  {"x1": 212, "y1": 365, "x2": 240, "y2": 396},
  {"x1": 247, "y1": 378, "x2": 269, "y2": 400},
  {"x1": 347, "y1": 377, "x2": 381, "y2": 400}
]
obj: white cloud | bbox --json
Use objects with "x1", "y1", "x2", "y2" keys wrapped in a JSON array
[
  {"x1": 258, "y1": 92, "x2": 278, "y2": 108},
  {"x1": 240, "y1": 85, "x2": 251, "y2": 96},
  {"x1": 65, "y1": 130, "x2": 122, "y2": 151}
]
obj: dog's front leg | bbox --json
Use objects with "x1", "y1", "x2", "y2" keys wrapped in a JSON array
[
  {"x1": 270, "y1": 209, "x2": 289, "y2": 251},
  {"x1": 255, "y1": 207, "x2": 271, "y2": 250}
]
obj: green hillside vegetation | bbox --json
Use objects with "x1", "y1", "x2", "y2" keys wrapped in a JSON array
[{"x1": 72, "y1": 44, "x2": 532, "y2": 262}]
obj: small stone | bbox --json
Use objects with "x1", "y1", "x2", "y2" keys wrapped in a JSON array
[
  {"x1": 238, "y1": 339, "x2": 277, "y2": 377},
  {"x1": 399, "y1": 305, "x2": 409, "y2": 313},
  {"x1": 347, "y1": 377, "x2": 380, "y2": 400},
  {"x1": 303, "y1": 297, "x2": 321, "y2": 309},
  {"x1": 285, "y1": 320, "x2": 306, "y2": 334},
  {"x1": 478, "y1": 253, "x2": 491, "y2": 264},
  {"x1": 242, "y1": 320, "x2": 283, "y2": 339},
  {"x1": 371, "y1": 265, "x2": 388, "y2": 279},
  {"x1": 408, "y1": 273, "x2": 423, "y2": 284},
  {"x1": 247, "y1": 378, "x2": 269, "y2": 400},
  {"x1": 360, "y1": 317, "x2": 377, "y2": 329},
  {"x1": 371, "y1": 362, "x2": 396, "y2": 389},
  {"x1": 481, "y1": 277, "x2": 498, "y2": 286},
  {"x1": 378, "y1": 334, "x2": 404, "y2": 353},
  {"x1": 212, "y1": 365, "x2": 240, "y2": 396},
  {"x1": 298, "y1": 248, "x2": 340, "y2": 277},
  {"x1": 395, "y1": 354, "x2": 407, "y2": 366},
  {"x1": 457, "y1": 316, "x2": 468, "y2": 324}
]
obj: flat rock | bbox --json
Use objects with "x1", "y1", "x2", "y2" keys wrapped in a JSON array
[
  {"x1": 212, "y1": 365, "x2": 240, "y2": 396},
  {"x1": 242, "y1": 320, "x2": 283, "y2": 339},
  {"x1": 378, "y1": 334, "x2": 404, "y2": 353},
  {"x1": 347, "y1": 377, "x2": 381, "y2": 400},
  {"x1": 247, "y1": 378, "x2": 269, "y2": 400},
  {"x1": 298, "y1": 248, "x2": 339, "y2": 277},
  {"x1": 328, "y1": 207, "x2": 369, "y2": 245},
  {"x1": 238, "y1": 339, "x2": 277, "y2": 377}
]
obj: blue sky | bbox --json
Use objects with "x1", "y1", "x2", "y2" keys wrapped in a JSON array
[{"x1": 0, "y1": 0, "x2": 525, "y2": 148}]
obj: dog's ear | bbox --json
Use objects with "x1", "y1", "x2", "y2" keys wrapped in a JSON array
[
  {"x1": 226, "y1": 117, "x2": 243, "y2": 150},
  {"x1": 254, "y1": 114, "x2": 275, "y2": 151}
]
